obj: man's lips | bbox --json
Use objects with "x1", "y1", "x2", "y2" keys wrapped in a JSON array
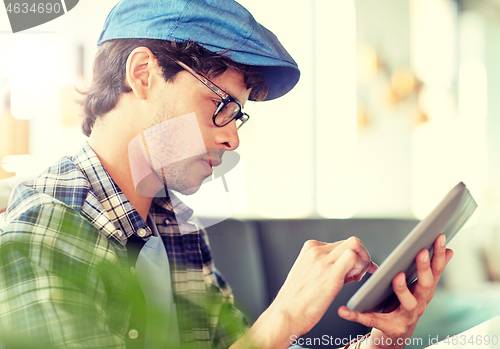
[
  {"x1": 210, "y1": 159, "x2": 222, "y2": 167},
  {"x1": 206, "y1": 153, "x2": 221, "y2": 167},
  {"x1": 201, "y1": 158, "x2": 221, "y2": 171}
]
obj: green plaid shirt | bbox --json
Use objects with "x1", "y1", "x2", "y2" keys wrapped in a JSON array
[{"x1": 0, "y1": 143, "x2": 248, "y2": 349}]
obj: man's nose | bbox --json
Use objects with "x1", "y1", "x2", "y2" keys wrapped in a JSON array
[{"x1": 216, "y1": 120, "x2": 240, "y2": 150}]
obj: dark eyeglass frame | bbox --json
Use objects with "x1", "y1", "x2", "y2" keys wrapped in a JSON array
[{"x1": 166, "y1": 58, "x2": 250, "y2": 129}]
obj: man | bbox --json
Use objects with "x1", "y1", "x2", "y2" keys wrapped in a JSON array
[{"x1": 0, "y1": 0, "x2": 453, "y2": 348}]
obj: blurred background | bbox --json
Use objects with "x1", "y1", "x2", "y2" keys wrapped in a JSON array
[{"x1": 1, "y1": 0, "x2": 500, "y2": 307}]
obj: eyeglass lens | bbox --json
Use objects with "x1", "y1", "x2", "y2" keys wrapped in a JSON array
[{"x1": 215, "y1": 101, "x2": 242, "y2": 126}]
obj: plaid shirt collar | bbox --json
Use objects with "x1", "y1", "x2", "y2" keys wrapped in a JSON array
[{"x1": 71, "y1": 142, "x2": 149, "y2": 244}]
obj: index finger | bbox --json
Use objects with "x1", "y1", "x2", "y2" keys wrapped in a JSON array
[{"x1": 334, "y1": 236, "x2": 371, "y2": 264}]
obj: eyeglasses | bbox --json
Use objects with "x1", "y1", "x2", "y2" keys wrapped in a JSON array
[{"x1": 169, "y1": 59, "x2": 250, "y2": 129}]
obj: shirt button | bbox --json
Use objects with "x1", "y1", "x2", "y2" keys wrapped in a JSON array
[
  {"x1": 128, "y1": 329, "x2": 139, "y2": 339},
  {"x1": 164, "y1": 218, "x2": 171, "y2": 225},
  {"x1": 130, "y1": 267, "x2": 136, "y2": 276},
  {"x1": 115, "y1": 230, "x2": 123, "y2": 237},
  {"x1": 137, "y1": 228, "x2": 147, "y2": 237}
]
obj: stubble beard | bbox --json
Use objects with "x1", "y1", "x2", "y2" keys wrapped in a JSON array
[{"x1": 145, "y1": 104, "x2": 207, "y2": 196}]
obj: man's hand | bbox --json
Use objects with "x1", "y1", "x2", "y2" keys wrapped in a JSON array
[
  {"x1": 338, "y1": 234, "x2": 453, "y2": 349},
  {"x1": 237, "y1": 237, "x2": 377, "y2": 349}
]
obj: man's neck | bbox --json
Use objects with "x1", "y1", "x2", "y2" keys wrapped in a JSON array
[{"x1": 88, "y1": 130, "x2": 153, "y2": 223}]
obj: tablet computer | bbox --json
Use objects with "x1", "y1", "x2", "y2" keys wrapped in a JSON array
[{"x1": 346, "y1": 182, "x2": 477, "y2": 313}]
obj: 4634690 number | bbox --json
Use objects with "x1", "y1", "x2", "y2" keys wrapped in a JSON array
[
  {"x1": 6, "y1": 2, "x2": 61, "y2": 14},
  {"x1": 443, "y1": 335, "x2": 499, "y2": 346}
]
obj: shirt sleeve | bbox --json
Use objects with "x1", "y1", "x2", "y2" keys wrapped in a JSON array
[
  {"x1": 0, "y1": 202, "x2": 132, "y2": 348},
  {"x1": 211, "y1": 293, "x2": 250, "y2": 349}
]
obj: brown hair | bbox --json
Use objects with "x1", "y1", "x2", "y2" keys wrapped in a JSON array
[{"x1": 79, "y1": 39, "x2": 268, "y2": 136}]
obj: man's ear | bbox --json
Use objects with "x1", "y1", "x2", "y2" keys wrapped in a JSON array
[{"x1": 125, "y1": 47, "x2": 160, "y2": 100}]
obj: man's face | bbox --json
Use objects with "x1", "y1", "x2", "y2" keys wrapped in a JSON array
[{"x1": 142, "y1": 62, "x2": 251, "y2": 195}]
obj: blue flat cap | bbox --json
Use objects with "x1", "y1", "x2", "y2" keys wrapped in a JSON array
[{"x1": 97, "y1": 0, "x2": 300, "y2": 101}]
